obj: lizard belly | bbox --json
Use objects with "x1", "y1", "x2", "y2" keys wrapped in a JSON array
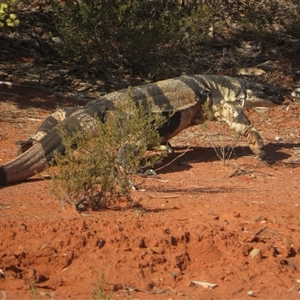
[{"x1": 159, "y1": 103, "x2": 202, "y2": 143}]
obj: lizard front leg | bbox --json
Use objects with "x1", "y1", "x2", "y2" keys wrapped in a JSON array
[{"x1": 214, "y1": 103, "x2": 266, "y2": 158}]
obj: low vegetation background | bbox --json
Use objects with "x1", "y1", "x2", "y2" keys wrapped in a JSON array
[{"x1": 1, "y1": 0, "x2": 300, "y2": 80}]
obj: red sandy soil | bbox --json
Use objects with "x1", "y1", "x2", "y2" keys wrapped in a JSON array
[{"x1": 0, "y1": 84, "x2": 300, "y2": 299}]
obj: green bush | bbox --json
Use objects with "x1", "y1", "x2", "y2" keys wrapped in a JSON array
[
  {"x1": 51, "y1": 0, "x2": 300, "y2": 78},
  {"x1": 51, "y1": 90, "x2": 167, "y2": 210},
  {"x1": 51, "y1": 0, "x2": 216, "y2": 78}
]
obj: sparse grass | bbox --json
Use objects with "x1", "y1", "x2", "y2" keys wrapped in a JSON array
[
  {"x1": 92, "y1": 270, "x2": 113, "y2": 300},
  {"x1": 201, "y1": 103, "x2": 240, "y2": 167},
  {"x1": 50, "y1": 90, "x2": 167, "y2": 210},
  {"x1": 203, "y1": 121, "x2": 239, "y2": 167},
  {"x1": 29, "y1": 281, "x2": 41, "y2": 300},
  {"x1": 134, "y1": 209, "x2": 141, "y2": 218}
]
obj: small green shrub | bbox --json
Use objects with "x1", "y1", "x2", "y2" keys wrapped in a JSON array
[{"x1": 51, "y1": 90, "x2": 167, "y2": 210}]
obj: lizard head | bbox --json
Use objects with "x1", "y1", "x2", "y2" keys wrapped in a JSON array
[{"x1": 242, "y1": 81, "x2": 284, "y2": 108}]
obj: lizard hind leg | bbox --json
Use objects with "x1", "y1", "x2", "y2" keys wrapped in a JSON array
[
  {"x1": 15, "y1": 139, "x2": 35, "y2": 155},
  {"x1": 16, "y1": 106, "x2": 81, "y2": 155}
]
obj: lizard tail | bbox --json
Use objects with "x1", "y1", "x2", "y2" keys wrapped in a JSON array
[{"x1": 0, "y1": 131, "x2": 65, "y2": 185}]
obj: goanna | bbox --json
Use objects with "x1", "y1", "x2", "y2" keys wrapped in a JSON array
[{"x1": 0, "y1": 75, "x2": 284, "y2": 185}]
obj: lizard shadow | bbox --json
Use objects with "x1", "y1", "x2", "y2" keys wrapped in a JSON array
[
  {"x1": 155, "y1": 142, "x2": 299, "y2": 175},
  {"x1": 1, "y1": 142, "x2": 297, "y2": 189}
]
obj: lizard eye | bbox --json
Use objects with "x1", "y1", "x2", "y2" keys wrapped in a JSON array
[{"x1": 199, "y1": 90, "x2": 210, "y2": 103}]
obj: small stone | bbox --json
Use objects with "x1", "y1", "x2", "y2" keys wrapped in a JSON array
[
  {"x1": 0, "y1": 71, "x2": 8, "y2": 77},
  {"x1": 40, "y1": 243, "x2": 49, "y2": 250},
  {"x1": 52, "y1": 36, "x2": 64, "y2": 44},
  {"x1": 249, "y1": 248, "x2": 261, "y2": 259}
]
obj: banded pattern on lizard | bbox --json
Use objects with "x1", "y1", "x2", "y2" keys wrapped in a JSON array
[{"x1": 0, "y1": 75, "x2": 284, "y2": 185}]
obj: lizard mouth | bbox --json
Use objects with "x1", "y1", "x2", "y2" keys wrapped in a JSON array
[{"x1": 261, "y1": 87, "x2": 284, "y2": 105}]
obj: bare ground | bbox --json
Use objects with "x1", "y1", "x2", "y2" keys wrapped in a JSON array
[
  {"x1": 0, "y1": 3, "x2": 300, "y2": 297},
  {"x1": 0, "y1": 81, "x2": 300, "y2": 299}
]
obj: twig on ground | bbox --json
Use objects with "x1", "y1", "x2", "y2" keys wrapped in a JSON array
[
  {"x1": 228, "y1": 165, "x2": 242, "y2": 178},
  {"x1": 154, "y1": 146, "x2": 191, "y2": 172}
]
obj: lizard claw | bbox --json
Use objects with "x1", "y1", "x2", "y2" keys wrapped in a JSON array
[{"x1": 137, "y1": 169, "x2": 157, "y2": 178}]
